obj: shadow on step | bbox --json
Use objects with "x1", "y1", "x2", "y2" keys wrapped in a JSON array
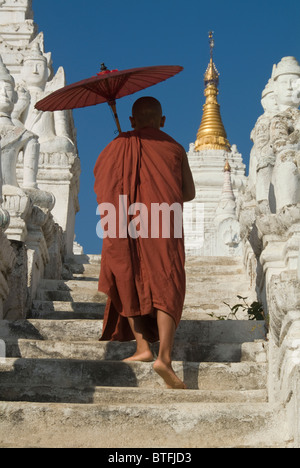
[
  {"x1": 0, "y1": 358, "x2": 139, "y2": 404},
  {"x1": 29, "y1": 301, "x2": 106, "y2": 320}
]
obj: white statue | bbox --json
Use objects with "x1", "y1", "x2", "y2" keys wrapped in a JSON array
[
  {"x1": 0, "y1": 55, "x2": 39, "y2": 189},
  {"x1": 249, "y1": 68, "x2": 279, "y2": 213},
  {"x1": 18, "y1": 43, "x2": 75, "y2": 154},
  {"x1": 271, "y1": 56, "x2": 300, "y2": 211}
]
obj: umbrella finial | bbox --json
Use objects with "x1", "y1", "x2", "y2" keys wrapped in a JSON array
[
  {"x1": 100, "y1": 63, "x2": 108, "y2": 72},
  {"x1": 208, "y1": 31, "x2": 215, "y2": 60}
]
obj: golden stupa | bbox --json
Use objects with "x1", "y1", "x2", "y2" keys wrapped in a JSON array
[{"x1": 195, "y1": 32, "x2": 231, "y2": 152}]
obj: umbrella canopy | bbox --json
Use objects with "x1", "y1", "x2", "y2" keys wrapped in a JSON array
[{"x1": 35, "y1": 64, "x2": 183, "y2": 133}]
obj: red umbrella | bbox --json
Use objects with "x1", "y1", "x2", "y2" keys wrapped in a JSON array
[{"x1": 35, "y1": 64, "x2": 183, "y2": 133}]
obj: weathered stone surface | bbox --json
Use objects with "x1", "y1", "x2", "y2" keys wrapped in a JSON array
[
  {"x1": 238, "y1": 55, "x2": 300, "y2": 447},
  {"x1": 2, "y1": 240, "x2": 27, "y2": 319},
  {"x1": 0, "y1": 230, "x2": 15, "y2": 319},
  {"x1": 0, "y1": 401, "x2": 285, "y2": 448},
  {"x1": 0, "y1": 254, "x2": 288, "y2": 448}
]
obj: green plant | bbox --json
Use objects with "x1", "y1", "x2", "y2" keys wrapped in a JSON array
[
  {"x1": 209, "y1": 295, "x2": 265, "y2": 321},
  {"x1": 224, "y1": 296, "x2": 265, "y2": 321}
]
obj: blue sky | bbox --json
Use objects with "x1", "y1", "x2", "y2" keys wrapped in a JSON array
[{"x1": 33, "y1": 0, "x2": 300, "y2": 254}]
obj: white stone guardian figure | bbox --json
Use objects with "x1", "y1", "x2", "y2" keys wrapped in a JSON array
[
  {"x1": 271, "y1": 56, "x2": 300, "y2": 212},
  {"x1": 254, "y1": 71, "x2": 279, "y2": 214},
  {"x1": 0, "y1": 55, "x2": 39, "y2": 189},
  {"x1": 19, "y1": 43, "x2": 75, "y2": 154}
]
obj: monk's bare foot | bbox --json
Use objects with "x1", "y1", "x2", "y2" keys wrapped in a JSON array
[
  {"x1": 123, "y1": 350, "x2": 154, "y2": 362},
  {"x1": 153, "y1": 358, "x2": 187, "y2": 389}
]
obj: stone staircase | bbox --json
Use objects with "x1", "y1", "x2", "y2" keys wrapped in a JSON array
[{"x1": 0, "y1": 255, "x2": 286, "y2": 448}]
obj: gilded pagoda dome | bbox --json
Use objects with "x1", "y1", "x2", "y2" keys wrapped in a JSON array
[{"x1": 195, "y1": 32, "x2": 231, "y2": 152}]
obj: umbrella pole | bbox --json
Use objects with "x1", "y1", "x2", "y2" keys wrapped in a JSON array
[{"x1": 108, "y1": 100, "x2": 122, "y2": 134}]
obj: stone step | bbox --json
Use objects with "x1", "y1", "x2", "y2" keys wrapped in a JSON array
[
  {"x1": 35, "y1": 275, "x2": 253, "y2": 309},
  {"x1": 36, "y1": 280, "x2": 107, "y2": 303},
  {"x1": 0, "y1": 252, "x2": 276, "y2": 448},
  {"x1": 71, "y1": 273, "x2": 248, "y2": 289},
  {"x1": 185, "y1": 282, "x2": 252, "y2": 295},
  {"x1": 68, "y1": 255, "x2": 248, "y2": 282},
  {"x1": 0, "y1": 358, "x2": 267, "y2": 391},
  {"x1": 6, "y1": 338, "x2": 266, "y2": 363},
  {"x1": 186, "y1": 263, "x2": 247, "y2": 272},
  {"x1": 0, "y1": 319, "x2": 101, "y2": 341},
  {"x1": 0, "y1": 319, "x2": 267, "y2": 344},
  {"x1": 29, "y1": 300, "x2": 252, "y2": 322},
  {"x1": 186, "y1": 256, "x2": 244, "y2": 265},
  {"x1": 36, "y1": 287, "x2": 252, "y2": 304},
  {"x1": 30, "y1": 301, "x2": 105, "y2": 320},
  {"x1": 182, "y1": 305, "x2": 245, "y2": 320},
  {"x1": 184, "y1": 291, "x2": 257, "y2": 317},
  {"x1": 72, "y1": 254, "x2": 243, "y2": 268},
  {"x1": 0, "y1": 400, "x2": 284, "y2": 448},
  {"x1": 186, "y1": 276, "x2": 250, "y2": 285},
  {"x1": 36, "y1": 290, "x2": 105, "y2": 303},
  {"x1": 39, "y1": 277, "x2": 250, "y2": 291},
  {"x1": 30, "y1": 300, "x2": 219, "y2": 321},
  {"x1": 71, "y1": 265, "x2": 247, "y2": 279},
  {"x1": 0, "y1": 381, "x2": 268, "y2": 404},
  {"x1": 186, "y1": 262, "x2": 247, "y2": 276}
]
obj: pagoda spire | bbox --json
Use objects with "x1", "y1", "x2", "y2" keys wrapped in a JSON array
[{"x1": 195, "y1": 32, "x2": 231, "y2": 152}]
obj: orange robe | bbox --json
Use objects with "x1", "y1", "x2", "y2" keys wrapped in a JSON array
[{"x1": 94, "y1": 127, "x2": 186, "y2": 342}]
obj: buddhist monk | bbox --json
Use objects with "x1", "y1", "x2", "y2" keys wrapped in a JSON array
[{"x1": 94, "y1": 96, "x2": 195, "y2": 389}]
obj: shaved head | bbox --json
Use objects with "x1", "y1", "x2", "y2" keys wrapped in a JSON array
[{"x1": 130, "y1": 96, "x2": 165, "y2": 130}]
